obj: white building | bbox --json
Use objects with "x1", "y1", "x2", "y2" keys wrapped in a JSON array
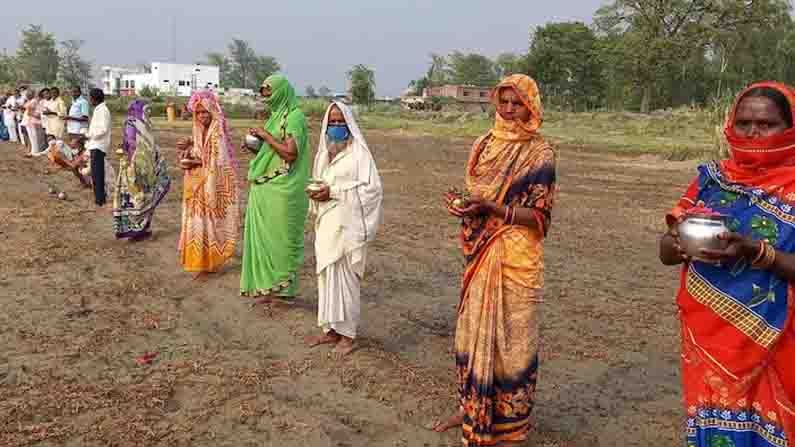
[{"x1": 102, "y1": 62, "x2": 220, "y2": 97}]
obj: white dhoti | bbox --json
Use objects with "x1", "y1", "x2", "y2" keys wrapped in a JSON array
[
  {"x1": 317, "y1": 250, "x2": 363, "y2": 339},
  {"x1": 3, "y1": 115, "x2": 17, "y2": 142},
  {"x1": 311, "y1": 101, "x2": 384, "y2": 342},
  {"x1": 28, "y1": 124, "x2": 42, "y2": 155}
]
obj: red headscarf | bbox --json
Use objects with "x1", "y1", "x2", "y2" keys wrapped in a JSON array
[{"x1": 721, "y1": 81, "x2": 795, "y2": 199}]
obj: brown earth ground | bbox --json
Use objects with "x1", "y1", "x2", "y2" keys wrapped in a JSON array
[{"x1": 0, "y1": 121, "x2": 696, "y2": 446}]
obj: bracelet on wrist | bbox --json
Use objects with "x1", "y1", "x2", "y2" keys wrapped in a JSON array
[
  {"x1": 750, "y1": 240, "x2": 765, "y2": 265},
  {"x1": 751, "y1": 240, "x2": 776, "y2": 270}
]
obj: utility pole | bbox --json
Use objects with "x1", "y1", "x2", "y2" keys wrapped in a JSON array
[{"x1": 171, "y1": 16, "x2": 177, "y2": 63}]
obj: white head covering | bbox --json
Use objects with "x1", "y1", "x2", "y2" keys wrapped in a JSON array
[{"x1": 313, "y1": 101, "x2": 383, "y2": 245}]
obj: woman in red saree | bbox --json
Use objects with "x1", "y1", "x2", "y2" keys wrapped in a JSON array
[
  {"x1": 660, "y1": 82, "x2": 795, "y2": 447},
  {"x1": 432, "y1": 74, "x2": 556, "y2": 446}
]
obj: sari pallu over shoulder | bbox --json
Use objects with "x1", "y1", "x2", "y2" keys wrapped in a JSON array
[
  {"x1": 240, "y1": 75, "x2": 310, "y2": 298},
  {"x1": 178, "y1": 90, "x2": 239, "y2": 273},
  {"x1": 113, "y1": 100, "x2": 171, "y2": 239},
  {"x1": 455, "y1": 75, "x2": 555, "y2": 447},
  {"x1": 667, "y1": 81, "x2": 795, "y2": 447}
]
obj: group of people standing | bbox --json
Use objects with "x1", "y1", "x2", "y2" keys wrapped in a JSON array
[
  {"x1": 4, "y1": 72, "x2": 793, "y2": 447},
  {"x1": 111, "y1": 72, "x2": 554, "y2": 445},
  {"x1": 118, "y1": 74, "x2": 386, "y2": 358},
  {"x1": 2, "y1": 85, "x2": 113, "y2": 208}
]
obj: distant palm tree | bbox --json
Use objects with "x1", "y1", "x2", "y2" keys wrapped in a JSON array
[{"x1": 347, "y1": 64, "x2": 376, "y2": 105}]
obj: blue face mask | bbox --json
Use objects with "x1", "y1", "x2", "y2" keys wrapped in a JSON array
[{"x1": 326, "y1": 124, "x2": 350, "y2": 143}]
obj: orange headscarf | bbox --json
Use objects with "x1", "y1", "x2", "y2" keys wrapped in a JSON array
[
  {"x1": 720, "y1": 81, "x2": 795, "y2": 200},
  {"x1": 489, "y1": 74, "x2": 543, "y2": 141}
]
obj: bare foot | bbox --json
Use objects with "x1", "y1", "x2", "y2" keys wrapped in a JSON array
[
  {"x1": 330, "y1": 337, "x2": 356, "y2": 360},
  {"x1": 249, "y1": 295, "x2": 273, "y2": 308},
  {"x1": 428, "y1": 412, "x2": 464, "y2": 432},
  {"x1": 304, "y1": 331, "x2": 340, "y2": 347},
  {"x1": 192, "y1": 271, "x2": 209, "y2": 282}
]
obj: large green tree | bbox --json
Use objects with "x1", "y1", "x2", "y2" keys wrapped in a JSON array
[
  {"x1": 253, "y1": 55, "x2": 280, "y2": 87},
  {"x1": 204, "y1": 52, "x2": 230, "y2": 87},
  {"x1": 495, "y1": 52, "x2": 525, "y2": 79},
  {"x1": 707, "y1": 4, "x2": 795, "y2": 98},
  {"x1": 348, "y1": 64, "x2": 376, "y2": 105},
  {"x1": 527, "y1": 22, "x2": 604, "y2": 111},
  {"x1": 408, "y1": 77, "x2": 429, "y2": 96},
  {"x1": 447, "y1": 51, "x2": 498, "y2": 87},
  {"x1": 426, "y1": 53, "x2": 450, "y2": 87},
  {"x1": 595, "y1": 0, "x2": 790, "y2": 112},
  {"x1": 0, "y1": 54, "x2": 18, "y2": 86},
  {"x1": 57, "y1": 39, "x2": 92, "y2": 89},
  {"x1": 224, "y1": 40, "x2": 280, "y2": 89},
  {"x1": 227, "y1": 40, "x2": 257, "y2": 89},
  {"x1": 16, "y1": 24, "x2": 59, "y2": 84}
]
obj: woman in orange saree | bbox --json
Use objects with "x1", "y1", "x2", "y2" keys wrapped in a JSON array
[
  {"x1": 177, "y1": 90, "x2": 240, "y2": 280},
  {"x1": 660, "y1": 82, "x2": 795, "y2": 447},
  {"x1": 433, "y1": 75, "x2": 556, "y2": 446}
]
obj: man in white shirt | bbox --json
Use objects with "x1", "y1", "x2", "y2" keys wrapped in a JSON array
[
  {"x1": 16, "y1": 88, "x2": 28, "y2": 148},
  {"x1": 64, "y1": 86, "x2": 90, "y2": 137},
  {"x1": 3, "y1": 89, "x2": 19, "y2": 143},
  {"x1": 86, "y1": 88, "x2": 111, "y2": 208}
]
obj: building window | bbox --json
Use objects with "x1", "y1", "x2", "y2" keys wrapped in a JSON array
[
  {"x1": 163, "y1": 80, "x2": 169, "y2": 83},
  {"x1": 178, "y1": 81, "x2": 185, "y2": 86},
  {"x1": 480, "y1": 91, "x2": 487, "y2": 97},
  {"x1": 130, "y1": 80, "x2": 135, "y2": 89},
  {"x1": 463, "y1": 91, "x2": 470, "y2": 97}
]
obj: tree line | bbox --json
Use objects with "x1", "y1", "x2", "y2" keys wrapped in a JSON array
[
  {"x1": 409, "y1": 0, "x2": 795, "y2": 113},
  {"x1": 0, "y1": 25, "x2": 93, "y2": 89}
]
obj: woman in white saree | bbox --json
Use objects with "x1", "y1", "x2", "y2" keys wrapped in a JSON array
[{"x1": 305, "y1": 101, "x2": 383, "y2": 358}]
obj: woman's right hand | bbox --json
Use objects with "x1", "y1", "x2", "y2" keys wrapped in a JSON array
[
  {"x1": 444, "y1": 192, "x2": 466, "y2": 218},
  {"x1": 660, "y1": 217, "x2": 691, "y2": 264}
]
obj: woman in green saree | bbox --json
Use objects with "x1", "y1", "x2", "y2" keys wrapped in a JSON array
[{"x1": 241, "y1": 75, "x2": 310, "y2": 305}]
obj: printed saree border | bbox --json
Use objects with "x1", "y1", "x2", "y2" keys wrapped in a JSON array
[
  {"x1": 687, "y1": 269, "x2": 781, "y2": 349},
  {"x1": 687, "y1": 418, "x2": 787, "y2": 447}
]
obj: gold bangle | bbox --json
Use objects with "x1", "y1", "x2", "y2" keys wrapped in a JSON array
[
  {"x1": 751, "y1": 240, "x2": 766, "y2": 265},
  {"x1": 762, "y1": 244, "x2": 776, "y2": 269},
  {"x1": 752, "y1": 241, "x2": 776, "y2": 270}
]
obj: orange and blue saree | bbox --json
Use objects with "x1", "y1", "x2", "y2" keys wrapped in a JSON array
[
  {"x1": 667, "y1": 82, "x2": 795, "y2": 447},
  {"x1": 455, "y1": 75, "x2": 556, "y2": 446}
]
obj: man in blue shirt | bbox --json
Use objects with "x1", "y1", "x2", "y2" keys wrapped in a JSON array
[{"x1": 64, "y1": 86, "x2": 89, "y2": 139}]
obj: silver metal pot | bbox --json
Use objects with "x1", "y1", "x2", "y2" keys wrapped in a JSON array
[
  {"x1": 678, "y1": 213, "x2": 729, "y2": 258},
  {"x1": 244, "y1": 134, "x2": 263, "y2": 150}
]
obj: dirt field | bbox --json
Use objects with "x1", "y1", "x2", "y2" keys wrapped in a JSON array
[{"x1": 0, "y1": 122, "x2": 698, "y2": 446}]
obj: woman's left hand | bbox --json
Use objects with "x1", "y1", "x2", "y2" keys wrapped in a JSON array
[
  {"x1": 699, "y1": 232, "x2": 759, "y2": 263},
  {"x1": 450, "y1": 197, "x2": 496, "y2": 218},
  {"x1": 249, "y1": 128, "x2": 271, "y2": 142}
]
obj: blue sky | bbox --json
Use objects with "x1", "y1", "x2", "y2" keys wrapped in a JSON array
[{"x1": 1, "y1": 1, "x2": 606, "y2": 96}]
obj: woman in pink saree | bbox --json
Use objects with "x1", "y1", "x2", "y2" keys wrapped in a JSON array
[{"x1": 177, "y1": 90, "x2": 240, "y2": 280}]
